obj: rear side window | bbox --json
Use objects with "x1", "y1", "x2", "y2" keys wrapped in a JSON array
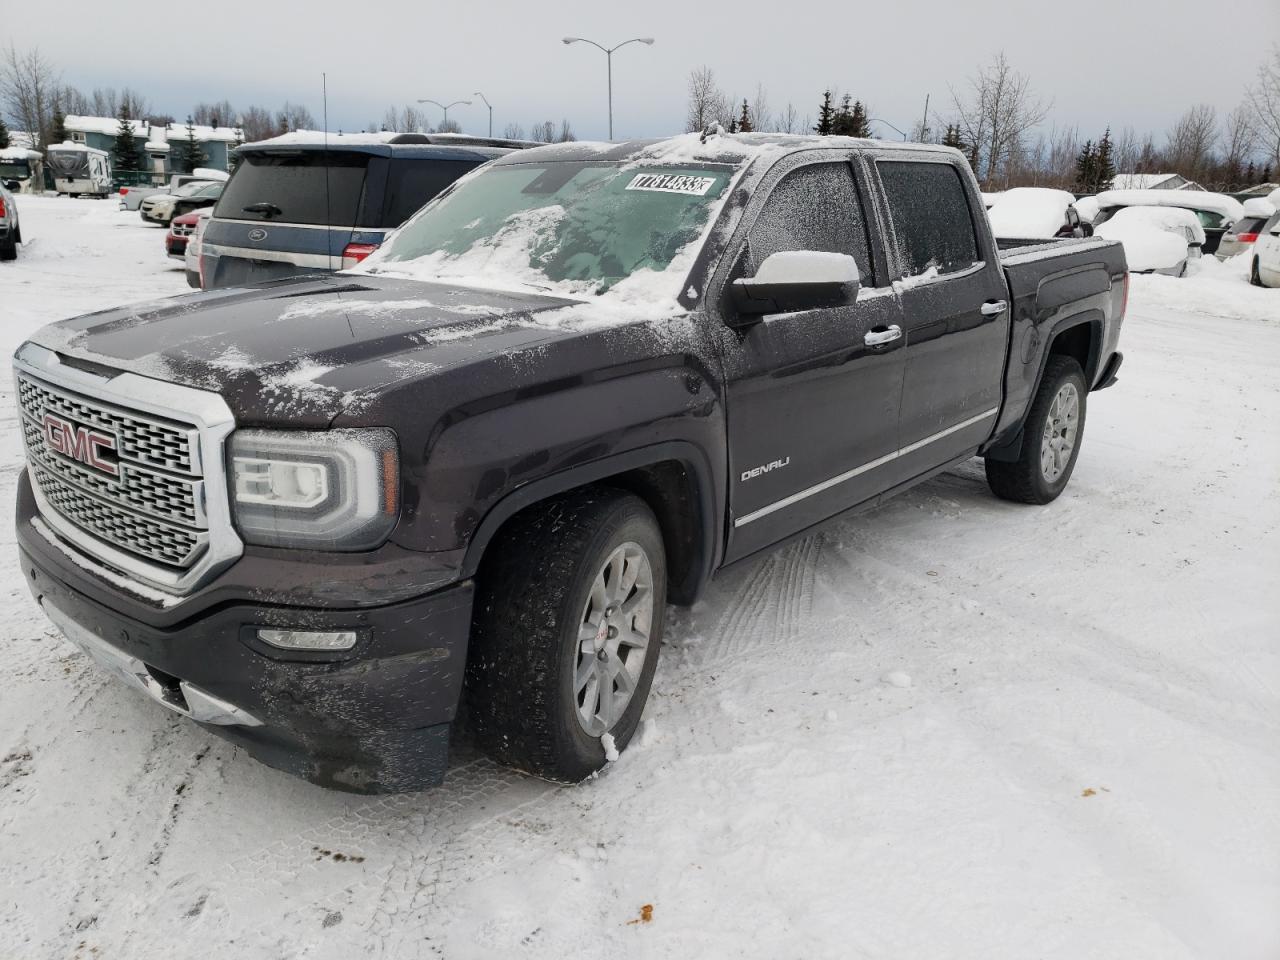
[
  {"x1": 1231, "y1": 216, "x2": 1267, "y2": 235},
  {"x1": 877, "y1": 161, "x2": 979, "y2": 277},
  {"x1": 383, "y1": 159, "x2": 481, "y2": 227},
  {"x1": 747, "y1": 161, "x2": 874, "y2": 285},
  {"x1": 215, "y1": 151, "x2": 370, "y2": 225}
]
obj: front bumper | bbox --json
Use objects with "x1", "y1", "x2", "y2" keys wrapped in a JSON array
[{"x1": 19, "y1": 502, "x2": 476, "y2": 794}]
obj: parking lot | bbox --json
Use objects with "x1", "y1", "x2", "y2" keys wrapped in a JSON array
[{"x1": 1, "y1": 196, "x2": 1278, "y2": 959}]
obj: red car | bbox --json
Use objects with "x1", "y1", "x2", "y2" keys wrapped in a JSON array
[{"x1": 165, "y1": 211, "x2": 202, "y2": 260}]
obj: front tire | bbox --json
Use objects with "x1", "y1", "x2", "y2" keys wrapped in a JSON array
[
  {"x1": 466, "y1": 489, "x2": 666, "y2": 782},
  {"x1": 985, "y1": 355, "x2": 1087, "y2": 504}
]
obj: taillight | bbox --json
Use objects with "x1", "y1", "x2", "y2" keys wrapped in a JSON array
[
  {"x1": 0, "y1": 197, "x2": 6, "y2": 218},
  {"x1": 1237, "y1": 233, "x2": 1258, "y2": 244},
  {"x1": 341, "y1": 242, "x2": 379, "y2": 269},
  {"x1": 120, "y1": 187, "x2": 129, "y2": 196}
]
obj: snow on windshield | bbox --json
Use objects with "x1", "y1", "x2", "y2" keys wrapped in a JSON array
[{"x1": 357, "y1": 160, "x2": 736, "y2": 310}]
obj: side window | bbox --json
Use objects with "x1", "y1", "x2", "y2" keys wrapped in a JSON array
[
  {"x1": 384, "y1": 159, "x2": 480, "y2": 227},
  {"x1": 877, "y1": 161, "x2": 980, "y2": 278},
  {"x1": 747, "y1": 161, "x2": 874, "y2": 286}
]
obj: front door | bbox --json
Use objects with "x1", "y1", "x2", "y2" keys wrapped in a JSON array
[{"x1": 718, "y1": 155, "x2": 906, "y2": 562}]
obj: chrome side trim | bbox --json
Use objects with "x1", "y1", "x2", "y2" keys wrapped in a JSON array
[
  {"x1": 42, "y1": 598, "x2": 262, "y2": 727},
  {"x1": 734, "y1": 407, "x2": 999, "y2": 527},
  {"x1": 14, "y1": 342, "x2": 243, "y2": 594},
  {"x1": 203, "y1": 242, "x2": 332, "y2": 269}
]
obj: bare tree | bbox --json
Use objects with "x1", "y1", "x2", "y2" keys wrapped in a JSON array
[
  {"x1": 950, "y1": 51, "x2": 1049, "y2": 188},
  {"x1": 276, "y1": 101, "x2": 316, "y2": 133},
  {"x1": 529, "y1": 120, "x2": 557, "y2": 143},
  {"x1": 1164, "y1": 104, "x2": 1217, "y2": 181},
  {"x1": 1247, "y1": 45, "x2": 1280, "y2": 173},
  {"x1": 751, "y1": 84, "x2": 772, "y2": 133},
  {"x1": 381, "y1": 104, "x2": 429, "y2": 133},
  {"x1": 557, "y1": 118, "x2": 576, "y2": 142},
  {"x1": 1216, "y1": 106, "x2": 1256, "y2": 189},
  {"x1": 0, "y1": 44, "x2": 59, "y2": 148},
  {"x1": 193, "y1": 100, "x2": 236, "y2": 128},
  {"x1": 240, "y1": 105, "x2": 275, "y2": 142},
  {"x1": 685, "y1": 66, "x2": 728, "y2": 133},
  {"x1": 777, "y1": 102, "x2": 801, "y2": 134},
  {"x1": 503, "y1": 121, "x2": 526, "y2": 139},
  {"x1": 435, "y1": 118, "x2": 462, "y2": 134}
]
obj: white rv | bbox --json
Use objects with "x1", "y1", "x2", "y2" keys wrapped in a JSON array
[
  {"x1": 46, "y1": 143, "x2": 112, "y2": 197},
  {"x1": 0, "y1": 147, "x2": 45, "y2": 194}
]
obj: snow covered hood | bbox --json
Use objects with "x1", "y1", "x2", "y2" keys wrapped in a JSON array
[
  {"x1": 25, "y1": 275, "x2": 582, "y2": 425},
  {"x1": 987, "y1": 187, "x2": 1077, "y2": 238}
]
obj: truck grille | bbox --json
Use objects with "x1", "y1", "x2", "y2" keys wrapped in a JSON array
[{"x1": 17, "y1": 373, "x2": 208, "y2": 570}]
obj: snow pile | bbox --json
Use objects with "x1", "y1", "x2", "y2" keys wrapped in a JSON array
[{"x1": 987, "y1": 187, "x2": 1077, "y2": 238}]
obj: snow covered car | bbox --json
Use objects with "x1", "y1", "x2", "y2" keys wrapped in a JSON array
[
  {"x1": 0, "y1": 180, "x2": 22, "y2": 260},
  {"x1": 0, "y1": 147, "x2": 45, "y2": 194},
  {"x1": 1217, "y1": 197, "x2": 1277, "y2": 260},
  {"x1": 140, "y1": 180, "x2": 222, "y2": 225},
  {"x1": 120, "y1": 170, "x2": 229, "y2": 211},
  {"x1": 987, "y1": 187, "x2": 1091, "y2": 242},
  {"x1": 1095, "y1": 206, "x2": 1203, "y2": 276},
  {"x1": 1249, "y1": 210, "x2": 1280, "y2": 287},
  {"x1": 1093, "y1": 188, "x2": 1244, "y2": 255}
]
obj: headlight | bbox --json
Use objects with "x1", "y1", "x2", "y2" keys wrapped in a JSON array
[{"x1": 228, "y1": 428, "x2": 399, "y2": 550}]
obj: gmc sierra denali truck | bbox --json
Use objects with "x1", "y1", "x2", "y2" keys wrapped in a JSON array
[{"x1": 14, "y1": 133, "x2": 1127, "y2": 793}]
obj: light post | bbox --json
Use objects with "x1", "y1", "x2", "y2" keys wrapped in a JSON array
[
  {"x1": 473, "y1": 92, "x2": 493, "y2": 137},
  {"x1": 561, "y1": 36, "x2": 654, "y2": 141},
  {"x1": 417, "y1": 98, "x2": 471, "y2": 133},
  {"x1": 868, "y1": 117, "x2": 909, "y2": 141}
]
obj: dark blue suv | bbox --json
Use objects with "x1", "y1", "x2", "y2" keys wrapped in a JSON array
[{"x1": 201, "y1": 133, "x2": 524, "y2": 289}]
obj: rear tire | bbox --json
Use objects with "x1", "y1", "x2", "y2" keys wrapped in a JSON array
[
  {"x1": 466, "y1": 489, "x2": 667, "y2": 782},
  {"x1": 0, "y1": 236, "x2": 16, "y2": 261},
  {"x1": 1251, "y1": 258, "x2": 1264, "y2": 287},
  {"x1": 985, "y1": 356, "x2": 1087, "y2": 505}
]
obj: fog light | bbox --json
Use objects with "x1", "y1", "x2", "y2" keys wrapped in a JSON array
[{"x1": 257, "y1": 629, "x2": 358, "y2": 651}]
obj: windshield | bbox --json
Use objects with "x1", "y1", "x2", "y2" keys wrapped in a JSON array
[
  {"x1": 174, "y1": 181, "x2": 213, "y2": 197},
  {"x1": 0, "y1": 161, "x2": 30, "y2": 179},
  {"x1": 365, "y1": 161, "x2": 733, "y2": 296}
]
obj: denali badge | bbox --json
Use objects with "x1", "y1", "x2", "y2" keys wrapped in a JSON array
[
  {"x1": 248, "y1": 228, "x2": 268, "y2": 242},
  {"x1": 741, "y1": 457, "x2": 790, "y2": 482},
  {"x1": 42, "y1": 413, "x2": 119, "y2": 478}
]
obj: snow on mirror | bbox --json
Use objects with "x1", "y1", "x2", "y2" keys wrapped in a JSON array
[{"x1": 754, "y1": 251, "x2": 859, "y2": 285}]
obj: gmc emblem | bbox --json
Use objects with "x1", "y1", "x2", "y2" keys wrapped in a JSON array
[{"x1": 42, "y1": 413, "x2": 119, "y2": 478}]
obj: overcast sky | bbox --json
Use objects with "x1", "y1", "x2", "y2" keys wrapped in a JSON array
[{"x1": 15, "y1": 0, "x2": 1280, "y2": 146}]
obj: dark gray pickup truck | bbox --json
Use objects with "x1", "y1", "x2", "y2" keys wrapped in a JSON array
[{"x1": 14, "y1": 133, "x2": 1126, "y2": 792}]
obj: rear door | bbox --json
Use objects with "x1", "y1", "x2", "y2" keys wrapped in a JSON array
[
  {"x1": 871, "y1": 156, "x2": 1009, "y2": 484},
  {"x1": 718, "y1": 153, "x2": 906, "y2": 562},
  {"x1": 202, "y1": 148, "x2": 382, "y2": 289}
]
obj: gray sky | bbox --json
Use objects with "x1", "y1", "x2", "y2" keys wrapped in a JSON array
[{"x1": 16, "y1": 0, "x2": 1280, "y2": 146}]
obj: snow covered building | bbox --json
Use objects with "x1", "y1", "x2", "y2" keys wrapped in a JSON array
[
  {"x1": 1110, "y1": 172, "x2": 1203, "y2": 191},
  {"x1": 64, "y1": 115, "x2": 243, "y2": 179}
]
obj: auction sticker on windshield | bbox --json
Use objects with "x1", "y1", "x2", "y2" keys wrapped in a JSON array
[{"x1": 625, "y1": 173, "x2": 718, "y2": 196}]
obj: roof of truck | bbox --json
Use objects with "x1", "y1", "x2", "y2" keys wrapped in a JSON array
[{"x1": 488, "y1": 131, "x2": 962, "y2": 168}]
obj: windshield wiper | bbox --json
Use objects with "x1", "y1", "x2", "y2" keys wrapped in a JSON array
[{"x1": 242, "y1": 202, "x2": 282, "y2": 218}]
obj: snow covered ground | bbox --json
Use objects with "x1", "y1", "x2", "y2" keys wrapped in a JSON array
[{"x1": 1, "y1": 196, "x2": 1278, "y2": 959}]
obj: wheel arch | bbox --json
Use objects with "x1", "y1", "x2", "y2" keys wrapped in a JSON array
[{"x1": 460, "y1": 441, "x2": 721, "y2": 605}]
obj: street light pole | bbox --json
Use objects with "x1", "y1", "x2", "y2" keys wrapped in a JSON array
[
  {"x1": 417, "y1": 98, "x2": 472, "y2": 132},
  {"x1": 473, "y1": 92, "x2": 493, "y2": 137},
  {"x1": 562, "y1": 36, "x2": 655, "y2": 140},
  {"x1": 868, "y1": 117, "x2": 909, "y2": 141}
]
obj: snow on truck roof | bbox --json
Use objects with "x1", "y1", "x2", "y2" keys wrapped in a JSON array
[
  {"x1": 1095, "y1": 189, "x2": 1245, "y2": 222},
  {"x1": 488, "y1": 131, "x2": 962, "y2": 169}
]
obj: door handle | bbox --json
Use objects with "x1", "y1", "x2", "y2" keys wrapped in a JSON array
[
  {"x1": 980, "y1": 299, "x2": 1008, "y2": 316},
  {"x1": 864, "y1": 324, "x2": 902, "y2": 347}
]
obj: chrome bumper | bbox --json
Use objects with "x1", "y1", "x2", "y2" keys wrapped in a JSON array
[{"x1": 42, "y1": 598, "x2": 262, "y2": 727}]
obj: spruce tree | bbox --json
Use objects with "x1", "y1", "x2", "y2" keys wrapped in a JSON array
[
  {"x1": 738, "y1": 99, "x2": 753, "y2": 133},
  {"x1": 814, "y1": 91, "x2": 835, "y2": 136},
  {"x1": 831, "y1": 94, "x2": 854, "y2": 136},
  {"x1": 942, "y1": 124, "x2": 964, "y2": 150},
  {"x1": 50, "y1": 103, "x2": 68, "y2": 146},
  {"x1": 850, "y1": 100, "x2": 871, "y2": 138},
  {"x1": 227, "y1": 128, "x2": 244, "y2": 173},
  {"x1": 0, "y1": 117, "x2": 10, "y2": 149},
  {"x1": 1074, "y1": 140, "x2": 1097, "y2": 192},
  {"x1": 112, "y1": 105, "x2": 140, "y2": 175},
  {"x1": 175, "y1": 116, "x2": 208, "y2": 173},
  {"x1": 1094, "y1": 128, "x2": 1116, "y2": 192}
]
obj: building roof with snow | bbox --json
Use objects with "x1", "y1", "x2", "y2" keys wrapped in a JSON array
[
  {"x1": 1111, "y1": 173, "x2": 1202, "y2": 192},
  {"x1": 65, "y1": 115, "x2": 244, "y2": 144}
]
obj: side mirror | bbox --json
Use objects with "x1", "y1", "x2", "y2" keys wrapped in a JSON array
[
  {"x1": 1080, "y1": 222, "x2": 1094, "y2": 237},
  {"x1": 729, "y1": 251, "x2": 859, "y2": 321}
]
